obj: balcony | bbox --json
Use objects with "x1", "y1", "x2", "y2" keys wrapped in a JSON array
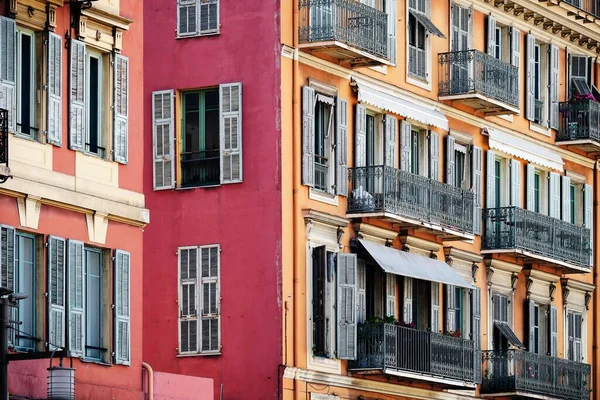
[
  {"x1": 349, "y1": 323, "x2": 478, "y2": 387},
  {"x1": 557, "y1": 99, "x2": 600, "y2": 153},
  {"x1": 481, "y1": 350, "x2": 591, "y2": 400},
  {"x1": 348, "y1": 165, "x2": 474, "y2": 239},
  {"x1": 482, "y1": 207, "x2": 591, "y2": 273},
  {"x1": 438, "y1": 50, "x2": 519, "y2": 115},
  {"x1": 180, "y1": 150, "x2": 220, "y2": 188},
  {"x1": 298, "y1": 0, "x2": 389, "y2": 67}
]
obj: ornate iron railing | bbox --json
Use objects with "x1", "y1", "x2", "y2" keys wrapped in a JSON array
[
  {"x1": 482, "y1": 207, "x2": 591, "y2": 269},
  {"x1": 482, "y1": 350, "x2": 591, "y2": 400},
  {"x1": 180, "y1": 150, "x2": 220, "y2": 187},
  {"x1": 298, "y1": 0, "x2": 388, "y2": 60},
  {"x1": 558, "y1": 99, "x2": 600, "y2": 143},
  {"x1": 314, "y1": 159, "x2": 329, "y2": 192},
  {"x1": 438, "y1": 50, "x2": 519, "y2": 109},
  {"x1": 348, "y1": 165, "x2": 474, "y2": 234},
  {"x1": 534, "y1": 99, "x2": 545, "y2": 126},
  {"x1": 350, "y1": 323, "x2": 478, "y2": 384}
]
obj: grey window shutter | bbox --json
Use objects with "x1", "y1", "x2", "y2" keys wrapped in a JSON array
[
  {"x1": 510, "y1": 159, "x2": 520, "y2": 207},
  {"x1": 302, "y1": 86, "x2": 316, "y2": 185},
  {"x1": 549, "y1": 172, "x2": 561, "y2": 219},
  {"x1": 487, "y1": 16, "x2": 496, "y2": 56},
  {"x1": 48, "y1": 236, "x2": 66, "y2": 350},
  {"x1": 179, "y1": 247, "x2": 198, "y2": 353},
  {"x1": 403, "y1": 277, "x2": 413, "y2": 323},
  {"x1": 431, "y1": 282, "x2": 440, "y2": 333},
  {"x1": 47, "y1": 32, "x2": 62, "y2": 146},
  {"x1": 550, "y1": 305, "x2": 558, "y2": 357},
  {"x1": 113, "y1": 54, "x2": 129, "y2": 164},
  {"x1": 0, "y1": 226, "x2": 15, "y2": 293},
  {"x1": 384, "y1": 114, "x2": 397, "y2": 168},
  {"x1": 562, "y1": 175, "x2": 571, "y2": 222},
  {"x1": 200, "y1": 245, "x2": 220, "y2": 353},
  {"x1": 527, "y1": 299, "x2": 535, "y2": 352},
  {"x1": 69, "y1": 39, "x2": 86, "y2": 151},
  {"x1": 527, "y1": 164, "x2": 535, "y2": 211},
  {"x1": 0, "y1": 17, "x2": 15, "y2": 132},
  {"x1": 472, "y1": 287, "x2": 482, "y2": 383},
  {"x1": 357, "y1": 259, "x2": 366, "y2": 324},
  {"x1": 549, "y1": 45, "x2": 559, "y2": 130},
  {"x1": 400, "y1": 120, "x2": 412, "y2": 172},
  {"x1": 337, "y1": 252, "x2": 357, "y2": 360},
  {"x1": 584, "y1": 183, "x2": 593, "y2": 265},
  {"x1": 385, "y1": 273, "x2": 396, "y2": 318},
  {"x1": 220, "y1": 82, "x2": 243, "y2": 184},
  {"x1": 177, "y1": 0, "x2": 198, "y2": 36},
  {"x1": 114, "y1": 250, "x2": 130, "y2": 365},
  {"x1": 526, "y1": 34, "x2": 536, "y2": 121},
  {"x1": 199, "y1": 0, "x2": 219, "y2": 34},
  {"x1": 446, "y1": 135, "x2": 455, "y2": 185},
  {"x1": 486, "y1": 150, "x2": 496, "y2": 208},
  {"x1": 336, "y1": 98, "x2": 348, "y2": 196},
  {"x1": 429, "y1": 131, "x2": 439, "y2": 181},
  {"x1": 511, "y1": 27, "x2": 521, "y2": 67},
  {"x1": 152, "y1": 90, "x2": 175, "y2": 190},
  {"x1": 567, "y1": 312, "x2": 574, "y2": 359},
  {"x1": 67, "y1": 239, "x2": 85, "y2": 356},
  {"x1": 354, "y1": 104, "x2": 366, "y2": 168},
  {"x1": 574, "y1": 313, "x2": 582, "y2": 361},
  {"x1": 387, "y1": 0, "x2": 397, "y2": 63},
  {"x1": 472, "y1": 146, "x2": 483, "y2": 235},
  {"x1": 445, "y1": 285, "x2": 456, "y2": 332}
]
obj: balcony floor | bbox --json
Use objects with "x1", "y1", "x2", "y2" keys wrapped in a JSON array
[
  {"x1": 299, "y1": 41, "x2": 390, "y2": 67},
  {"x1": 439, "y1": 93, "x2": 520, "y2": 115},
  {"x1": 350, "y1": 367, "x2": 477, "y2": 389},
  {"x1": 480, "y1": 248, "x2": 591, "y2": 274},
  {"x1": 555, "y1": 138, "x2": 600, "y2": 155},
  {"x1": 481, "y1": 391, "x2": 570, "y2": 400}
]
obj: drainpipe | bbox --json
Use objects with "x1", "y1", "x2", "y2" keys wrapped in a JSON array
[
  {"x1": 594, "y1": 160, "x2": 598, "y2": 394},
  {"x1": 291, "y1": 0, "x2": 299, "y2": 377},
  {"x1": 142, "y1": 362, "x2": 154, "y2": 400}
]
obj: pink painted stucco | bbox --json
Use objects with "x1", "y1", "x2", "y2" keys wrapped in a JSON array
[
  {"x1": 153, "y1": 371, "x2": 214, "y2": 400},
  {"x1": 143, "y1": 1, "x2": 282, "y2": 399}
]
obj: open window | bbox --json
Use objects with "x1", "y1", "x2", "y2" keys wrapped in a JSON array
[
  {"x1": 407, "y1": 0, "x2": 444, "y2": 83},
  {"x1": 16, "y1": 29, "x2": 40, "y2": 140}
]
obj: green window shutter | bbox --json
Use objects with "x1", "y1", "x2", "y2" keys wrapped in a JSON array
[
  {"x1": 336, "y1": 97, "x2": 348, "y2": 196},
  {"x1": 219, "y1": 82, "x2": 242, "y2": 184},
  {"x1": 199, "y1": 0, "x2": 219, "y2": 34},
  {"x1": 510, "y1": 159, "x2": 521, "y2": 207},
  {"x1": 47, "y1": 32, "x2": 62, "y2": 146},
  {"x1": 114, "y1": 250, "x2": 130, "y2": 365},
  {"x1": 302, "y1": 86, "x2": 316, "y2": 186},
  {"x1": 179, "y1": 247, "x2": 198, "y2": 353},
  {"x1": 0, "y1": 17, "x2": 15, "y2": 132},
  {"x1": 200, "y1": 245, "x2": 220, "y2": 353},
  {"x1": 336, "y1": 252, "x2": 357, "y2": 360},
  {"x1": 113, "y1": 54, "x2": 129, "y2": 164},
  {"x1": 152, "y1": 90, "x2": 175, "y2": 190},
  {"x1": 384, "y1": 114, "x2": 397, "y2": 168},
  {"x1": 67, "y1": 240, "x2": 85, "y2": 357},
  {"x1": 472, "y1": 146, "x2": 482, "y2": 235},
  {"x1": 69, "y1": 39, "x2": 86, "y2": 151},
  {"x1": 177, "y1": 0, "x2": 198, "y2": 36},
  {"x1": 48, "y1": 236, "x2": 66, "y2": 350}
]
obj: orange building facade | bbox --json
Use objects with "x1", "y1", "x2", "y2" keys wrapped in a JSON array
[{"x1": 281, "y1": 0, "x2": 600, "y2": 399}]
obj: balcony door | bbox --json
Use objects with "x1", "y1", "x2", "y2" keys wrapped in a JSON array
[
  {"x1": 310, "y1": 1, "x2": 333, "y2": 41},
  {"x1": 450, "y1": 4, "x2": 470, "y2": 94}
]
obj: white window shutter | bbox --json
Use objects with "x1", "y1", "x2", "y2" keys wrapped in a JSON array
[
  {"x1": 562, "y1": 175, "x2": 571, "y2": 222},
  {"x1": 48, "y1": 236, "x2": 66, "y2": 350},
  {"x1": 584, "y1": 183, "x2": 593, "y2": 265},
  {"x1": 357, "y1": 259, "x2": 366, "y2": 324},
  {"x1": 487, "y1": 16, "x2": 496, "y2": 56},
  {"x1": 219, "y1": 82, "x2": 242, "y2": 184},
  {"x1": 446, "y1": 135, "x2": 455, "y2": 185},
  {"x1": 527, "y1": 299, "x2": 535, "y2": 352},
  {"x1": 179, "y1": 247, "x2": 198, "y2": 353},
  {"x1": 486, "y1": 151, "x2": 496, "y2": 208},
  {"x1": 199, "y1": 0, "x2": 219, "y2": 34},
  {"x1": 385, "y1": 273, "x2": 396, "y2": 318},
  {"x1": 472, "y1": 146, "x2": 483, "y2": 235},
  {"x1": 510, "y1": 159, "x2": 521, "y2": 207},
  {"x1": 69, "y1": 39, "x2": 86, "y2": 151},
  {"x1": 445, "y1": 285, "x2": 456, "y2": 332},
  {"x1": 384, "y1": 114, "x2": 397, "y2": 168},
  {"x1": 354, "y1": 104, "x2": 366, "y2": 168},
  {"x1": 47, "y1": 32, "x2": 62, "y2": 146},
  {"x1": 0, "y1": 225, "x2": 15, "y2": 293},
  {"x1": 526, "y1": 34, "x2": 536, "y2": 121},
  {"x1": 549, "y1": 45, "x2": 559, "y2": 130},
  {"x1": 403, "y1": 277, "x2": 413, "y2": 323},
  {"x1": 152, "y1": 90, "x2": 175, "y2": 190},
  {"x1": 336, "y1": 253, "x2": 357, "y2": 360},
  {"x1": 67, "y1": 240, "x2": 85, "y2": 357},
  {"x1": 511, "y1": 27, "x2": 521, "y2": 67},
  {"x1": 386, "y1": 0, "x2": 397, "y2": 63},
  {"x1": 302, "y1": 86, "x2": 316, "y2": 185},
  {"x1": 549, "y1": 172, "x2": 561, "y2": 219},
  {"x1": 200, "y1": 245, "x2": 220, "y2": 353},
  {"x1": 400, "y1": 120, "x2": 412, "y2": 172},
  {"x1": 429, "y1": 131, "x2": 439, "y2": 181},
  {"x1": 336, "y1": 98, "x2": 348, "y2": 196},
  {"x1": 527, "y1": 164, "x2": 535, "y2": 211},
  {"x1": 0, "y1": 17, "x2": 15, "y2": 132},
  {"x1": 113, "y1": 54, "x2": 129, "y2": 164},
  {"x1": 431, "y1": 282, "x2": 440, "y2": 333},
  {"x1": 550, "y1": 305, "x2": 558, "y2": 357},
  {"x1": 472, "y1": 287, "x2": 482, "y2": 383},
  {"x1": 177, "y1": 0, "x2": 198, "y2": 36},
  {"x1": 574, "y1": 313, "x2": 582, "y2": 361},
  {"x1": 114, "y1": 250, "x2": 130, "y2": 365}
]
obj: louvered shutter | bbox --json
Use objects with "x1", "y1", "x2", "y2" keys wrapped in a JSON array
[
  {"x1": 337, "y1": 253, "x2": 357, "y2": 360},
  {"x1": 500, "y1": 296, "x2": 509, "y2": 323},
  {"x1": 527, "y1": 164, "x2": 535, "y2": 211},
  {"x1": 487, "y1": 16, "x2": 496, "y2": 56},
  {"x1": 450, "y1": 5, "x2": 459, "y2": 52},
  {"x1": 400, "y1": 121, "x2": 412, "y2": 172},
  {"x1": 48, "y1": 236, "x2": 66, "y2": 350},
  {"x1": 336, "y1": 98, "x2": 348, "y2": 196},
  {"x1": 152, "y1": 90, "x2": 175, "y2": 190},
  {"x1": 179, "y1": 247, "x2": 198, "y2": 353},
  {"x1": 220, "y1": 82, "x2": 242, "y2": 183},
  {"x1": 429, "y1": 131, "x2": 440, "y2": 181},
  {"x1": 357, "y1": 259, "x2": 366, "y2": 323},
  {"x1": 431, "y1": 282, "x2": 440, "y2": 333},
  {"x1": 113, "y1": 55, "x2": 129, "y2": 164},
  {"x1": 355, "y1": 104, "x2": 367, "y2": 167},
  {"x1": 67, "y1": 240, "x2": 85, "y2": 356},
  {"x1": 584, "y1": 183, "x2": 593, "y2": 265},
  {"x1": 567, "y1": 312, "x2": 575, "y2": 360},
  {"x1": 510, "y1": 27, "x2": 521, "y2": 104},
  {"x1": 550, "y1": 306, "x2": 558, "y2": 357},
  {"x1": 562, "y1": 175, "x2": 572, "y2": 222},
  {"x1": 510, "y1": 159, "x2": 521, "y2": 207},
  {"x1": 47, "y1": 32, "x2": 62, "y2": 146},
  {"x1": 574, "y1": 313, "x2": 582, "y2": 361},
  {"x1": 0, "y1": 226, "x2": 15, "y2": 293},
  {"x1": 385, "y1": 273, "x2": 396, "y2": 318},
  {"x1": 177, "y1": 0, "x2": 197, "y2": 36},
  {"x1": 384, "y1": 115, "x2": 397, "y2": 168},
  {"x1": 472, "y1": 146, "x2": 483, "y2": 235},
  {"x1": 527, "y1": 299, "x2": 535, "y2": 352},
  {"x1": 526, "y1": 34, "x2": 536, "y2": 121},
  {"x1": 387, "y1": 0, "x2": 397, "y2": 63},
  {"x1": 69, "y1": 39, "x2": 85, "y2": 151},
  {"x1": 445, "y1": 285, "x2": 456, "y2": 332},
  {"x1": 302, "y1": 86, "x2": 316, "y2": 185},
  {"x1": 472, "y1": 288, "x2": 482, "y2": 383},
  {"x1": 199, "y1": 0, "x2": 219, "y2": 34},
  {"x1": 200, "y1": 245, "x2": 220, "y2": 353},
  {"x1": 446, "y1": 135, "x2": 455, "y2": 185},
  {"x1": 0, "y1": 17, "x2": 15, "y2": 132},
  {"x1": 549, "y1": 45, "x2": 559, "y2": 130},
  {"x1": 549, "y1": 172, "x2": 561, "y2": 219},
  {"x1": 403, "y1": 277, "x2": 413, "y2": 323},
  {"x1": 114, "y1": 250, "x2": 130, "y2": 365},
  {"x1": 486, "y1": 151, "x2": 496, "y2": 208}
]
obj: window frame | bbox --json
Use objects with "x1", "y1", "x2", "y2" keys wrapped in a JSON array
[
  {"x1": 454, "y1": 142, "x2": 469, "y2": 189},
  {"x1": 566, "y1": 309, "x2": 584, "y2": 362},
  {"x1": 84, "y1": 50, "x2": 105, "y2": 158},
  {"x1": 176, "y1": 0, "x2": 221, "y2": 38},
  {"x1": 83, "y1": 246, "x2": 104, "y2": 361},
  {"x1": 15, "y1": 28, "x2": 37, "y2": 140},
  {"x1": 406, "y1": 0, "x2": 432, "y2": 86},
  {"x1": 314, "y1": 97, "x2": 335, "y2": 194},
  {"x1": 14, "y1": 232, "x2": 36, "y2": 352}
]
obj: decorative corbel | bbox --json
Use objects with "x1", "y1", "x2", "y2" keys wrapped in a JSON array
[
  {"x1": 401, "y1": 244, "x2": 410, "y2": 252},
  {"x1": 384, "y1": 238, "x2": 393, "y2": 247},
  {"x1": 472, "y1": 263, "x2": 479, "y2": 283},
  {"x1": 486, "y1": 267, "x2": 494, "y2": 287},
  {"x1": 549, "y1": 283, "x2": 556, "y2": 302},
  {"x1": 9, "y1": 0, "x2": 17, "y2": 16},
  {"x1": 78, "y1": 16, "x2": 88, "y2": 39},
  {"x1": 525, "y1": 277, "x2": 533, "y2": 298},
  {"x1": 47, "y1": 4, "x2": 58, "y2": 32},
  {"x1": 336, "y1": 227, "x2": 344, "y2": 248},
  {"x1": 304, "y1": 220, "x2": 313, "y2": 238},
  {"x1": 585, "y1": 292, "x2": 592, "y2": 310},
  {"x1": 429, "y1": 251, "x2": 437, "y2": 260},
  {"x1": 113, "y1": 28, "x2": 124, "y2": 53},
  {"x1": 562, "y1": 287, "x2": 570, "y2": 307},
  {"x1": 446, "y1": 256, "x2": 454, "y2": 267}
]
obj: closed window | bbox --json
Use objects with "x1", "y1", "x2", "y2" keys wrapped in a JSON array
[
  {"x1": 567, "y1": 311, "x2": 583, "y2": 362},
  {"x1": 86, "y1": 52, "x2": 104, "y2": 157},
  {"x1": 177, "y1": 0, "x2": 220, "y2": 37},
  {"x1": 16, "y1": 30, "x2": 37, "y2": 139},
  {"x1": 15, "y1": 233, "x2": 36, "y2": 351},
  {"x1": 84, "y1": 247, "x2": 103, "y2": 360}
]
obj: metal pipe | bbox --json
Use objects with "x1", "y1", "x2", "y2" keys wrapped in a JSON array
[{"x1": 142, "y1": 362, "x2": 154, "y2": 400}]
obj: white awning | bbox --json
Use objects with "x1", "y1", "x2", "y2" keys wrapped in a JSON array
[
  {"x1": 359, "y1": 239, "x2": 472, "y2": 289},
  {"x1": 487, "y1": 128, "x2": 564, "y2": 172},
  {"x1": 351, "y1": 78, "x2": 449, "y2": 131}
]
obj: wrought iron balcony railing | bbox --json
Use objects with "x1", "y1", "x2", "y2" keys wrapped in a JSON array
[
  {"x1": 438, "y1": 50, "x2": 519, "y2": 109},
  {"x1": 563, "y1": 0, "x2": 600, "y2": 19},
  {"x1": 180, "y1": 149, "x2": 220, "y2": 187},
  {"x1": 557, "y1": 99, "x2": 600, "y2": 143},
  {"x1": 348, "y1": 165, "x2": 474, "y2": 234},
  {"x1": 482, "y1": 350, "x2": 591, "y2": 400},
  {"x1": 482, "y1": 207, "x2": 591, "y2": 269},
  {"x1": 534, "y1": 98, "x2": 545, "y2": 126},
  {"x1": 349, "y1": 323, "x2": 478, "y2": 385},
  {"x1": 298, "y1": 0, "x2": 388, "y2": 60}
]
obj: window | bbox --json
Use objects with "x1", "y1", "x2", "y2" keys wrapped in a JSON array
[
  {"x1": 454, "y1": 143, "x2": 468, "y2": 188},
  {"x1": 405, "y1": 128, "x2": 428, "y2": 177},
  {"x1": 532, "y1": 303, "x2": 541, "y2": 354},
  {"x1": 533, "y1": 44, "x2": 544, "y2": 125},
  {"x1": 534, "y1": 172, "x2": 541, "y2": 213},
  {"x1": 567, "y1": 311, "x2": 583, "y2": 362},
  {"x1": 407, "y1": 0, "x2": 443, "y2": 82},
  {"x1": 178, "y1": 245, "x2": 221, "y2": 355},
  {"x1": 494, "y1": 27, "x2": 502, "y2": 60},
  {"x1": 177, "y1": 0, "x2": 220, "y2": 37},
  {"x1": 365, "y1": 114, "x2": 377, "y2": 168},
  {"x1": 16, "y1": 30, "x2": 37, "y2": 139},
  {"x1": 15, "y1": 233, "x2": 35, "y2": 351},
  {"x1": 454, "y1": 286, "x2": 463, "y2": 333},
  {"x1": 570, "y1": 184, "x2": 576, "y2": 225},
  {"x1": 494, "y1": 158, "x2": 502, "y2": 207},
  {"x1": 312, "y1": 246, "x2": 332, "y2": 357},
  {"x1": 86, "y1": 52, "x2": 104, "y2": 157},
  {"x1": 314, "y1": 99, "x2": 334, "y2": 192},
  {"x1": 85, "y1": 247, "x2": 103, "y2": 360},
  {"x1": 570, "y1": 55, "x2": 590, "y2": 97}
]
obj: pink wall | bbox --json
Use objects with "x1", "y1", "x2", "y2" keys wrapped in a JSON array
[
  {"x1": 153, "y1": 371, "x2": 214, "y2": 400},
  {"x1": 143, "y1": 1, "x2": 282, "y2": 399}
]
